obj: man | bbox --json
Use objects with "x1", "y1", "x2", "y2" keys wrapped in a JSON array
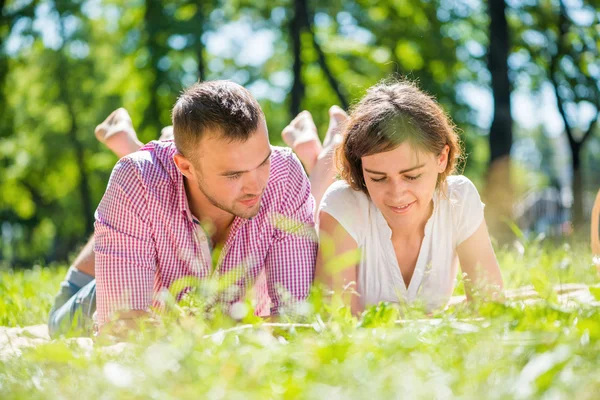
[{"x1": 48, "y1": 80, "x2": 347, "y2": 337}]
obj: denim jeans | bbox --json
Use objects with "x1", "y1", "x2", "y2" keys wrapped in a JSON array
[{"x1": 48, "y1": 267, "x2": 96, "y2": 338}]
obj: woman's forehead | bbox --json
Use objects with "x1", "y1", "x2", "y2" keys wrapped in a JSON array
[{"x1": 361, "y1": 142, "x2": 433, "y2": 168}]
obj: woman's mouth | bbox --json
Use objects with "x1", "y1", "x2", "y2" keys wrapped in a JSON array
[{"x1": 388, "y1": 201, "x2": 415, "y2": 214}]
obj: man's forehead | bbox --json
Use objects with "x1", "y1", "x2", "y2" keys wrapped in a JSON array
[{"x1": 197, "y1": 129, "x2": 270, "y2": 171}]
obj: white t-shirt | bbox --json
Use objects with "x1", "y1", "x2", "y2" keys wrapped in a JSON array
[{"x1": 318, "y1": 175, "x2": 484, "y2": 312}]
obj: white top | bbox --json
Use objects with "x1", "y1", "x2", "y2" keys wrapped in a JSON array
[{"x1": 318, "y1": 175, "x2": 484, "y2": 312}]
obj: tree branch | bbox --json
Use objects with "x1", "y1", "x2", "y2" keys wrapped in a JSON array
[
  {"x1": 303, "y1": 3, "x2": 349, "y2": 109},
  {"x1": 548, "y1": 0, "x2": 576, "y2": 149}
]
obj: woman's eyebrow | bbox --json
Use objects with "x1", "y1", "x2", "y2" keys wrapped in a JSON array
[
  {"x1": 364, "y1": 164, "x2": 425, "y2": 175},
  {"x1": 398, "y1": 164, "x2": 425, "y2": 174},
  {"x1": 363, "y1": 168, "x2": 386, "y2": 175}
]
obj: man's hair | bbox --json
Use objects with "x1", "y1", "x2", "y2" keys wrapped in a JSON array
[
  {"x1": 336, "y1": 78, "x2": 463, "y2": 196},
  {"x1": 172, "y1": 80, "x2": 263, "y2": 159}
]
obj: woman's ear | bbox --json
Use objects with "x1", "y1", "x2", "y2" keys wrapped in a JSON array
[{"x1": 438, "y1": 144, "x2": 450, "y2": 173}]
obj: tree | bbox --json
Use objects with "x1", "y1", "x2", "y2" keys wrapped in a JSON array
[
  {"x1": 290, "y1": 0, "x2": 308, "y2": 117},
  {"x1": 485, "y1": 0, "x2": 514, "y2": 241},
  {"x1": 511, "y1": 0, "x2": 599, "y2": 226},
  {"x1": 547, "y1": 0, "x2": 599, "y2": 225}
]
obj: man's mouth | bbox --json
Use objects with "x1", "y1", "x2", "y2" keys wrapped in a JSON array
[{"x1": 239, "y1": 196, "x2": 260, "y2": 207}]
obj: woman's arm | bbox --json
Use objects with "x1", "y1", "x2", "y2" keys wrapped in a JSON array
[
  {"x1": 456, "y1": 219, "x2": 504, "y2": 302},
  {"x1": 315, "y1": 211, "x2": 362, "y2": 314}
]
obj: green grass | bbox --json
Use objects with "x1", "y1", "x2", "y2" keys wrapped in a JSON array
[{"x1": 1, "y1": 237, "x2": 600, "y2": 399}]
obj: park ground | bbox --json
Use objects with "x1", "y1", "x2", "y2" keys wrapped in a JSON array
[{"x1": 1, "y1": 235, "x2": 600, "y2": 399}]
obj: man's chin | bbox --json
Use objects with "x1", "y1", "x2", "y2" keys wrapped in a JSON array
[{"x1": 233, "y1": 203, "x2": 261, "y2": 220}]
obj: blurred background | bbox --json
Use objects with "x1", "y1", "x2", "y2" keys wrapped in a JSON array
[{"x1": 0, "y1": 0, "x2": 598, "y2": 268}]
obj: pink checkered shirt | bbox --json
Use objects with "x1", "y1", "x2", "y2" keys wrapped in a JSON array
[{"x1": 94, "y1": 140, "x2": 317, "y2": 326}]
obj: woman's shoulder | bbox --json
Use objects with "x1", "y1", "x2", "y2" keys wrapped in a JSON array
[
  {"x1": 441, "y1": 175, "x2": 485, "y2": 244},
  {"x1": 445, "y1": 175, "x2": 481, "y2": 203},
  {"x1": 321, "y1": 179, "x2": 368, "y2": 205},
  {"x1": 319, "y1": 180, "x2": 370, "y2": 241}
]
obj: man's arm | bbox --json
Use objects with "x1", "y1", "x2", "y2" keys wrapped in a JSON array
[
  {"x1": 263, "y1": 152, "x2": 318, "y2": 316},
  {"x1": 94, "y1": 157, "x2": 157, "y2": 331}
]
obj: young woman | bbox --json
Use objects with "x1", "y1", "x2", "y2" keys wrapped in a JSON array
[{"x1": 316, "y1": 80, "x2": 504, "y2": 314}]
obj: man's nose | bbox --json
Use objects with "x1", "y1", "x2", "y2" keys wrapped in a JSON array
[{"x1": 244, "y1": 169, "x2": 266, "y2": 194}]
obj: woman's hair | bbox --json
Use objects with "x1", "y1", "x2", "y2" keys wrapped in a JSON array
[{"x1": 336, "y1": 78, "x2": 463, "y2": 195}]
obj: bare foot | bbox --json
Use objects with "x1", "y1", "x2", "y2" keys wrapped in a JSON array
[
  {"x1": 281, "y1": 111, "x2": 322, "y2": 174},
  {"x1": 94, "y1": 108, "x2": 143, "y2": 158},
  {"x1": 308, "y1": 106, "x2": 348, "y2": 213},
  {"x1": 159, "y1": 126, "x2": 174, "y2": 141},
  {"x1": 319, "y1": 105, "x2": 348, "y2": 159}
]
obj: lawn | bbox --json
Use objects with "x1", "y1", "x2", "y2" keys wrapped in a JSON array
[{"x1": 1, "y1": 235, "x2": 599, "y2": 399}]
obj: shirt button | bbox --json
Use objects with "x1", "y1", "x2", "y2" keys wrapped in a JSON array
[{"x1": 200, "y1": 236, "x2": 207, "y2": 242}]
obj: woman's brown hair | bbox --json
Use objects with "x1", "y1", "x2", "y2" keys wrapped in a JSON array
[{"x1": 336, "y1": 78, "x2": 463, "y2": 196}]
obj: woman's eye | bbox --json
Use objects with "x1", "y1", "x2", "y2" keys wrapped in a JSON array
[
  {"x1": 369, "y1": 176, "x2": 386, "y2": 183},
  {"x1": 405, "y1": 174, "x2": 422, "y2": 181}
]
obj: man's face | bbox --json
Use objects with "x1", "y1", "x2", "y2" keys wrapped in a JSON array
[{"x1": 189, "y1": 118, "x2": 272, "y2": 219}]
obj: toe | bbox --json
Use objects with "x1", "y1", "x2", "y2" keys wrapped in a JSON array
[{"x1": 329, "y1": 105, "x2": 348, "y2": 122}]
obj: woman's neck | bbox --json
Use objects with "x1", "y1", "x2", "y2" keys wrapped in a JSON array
[{"x1": 388, "y1": 199, "x2": 434, "y2": 242}]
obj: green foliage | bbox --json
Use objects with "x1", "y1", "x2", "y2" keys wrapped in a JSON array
[
  {"x1": 0, "y1": 265, "x2": 66, "y2": 326},
  {"x1": 1, "y1": 242, "x2": 600, "y2": 398},
  {"x1": 1, "y1": 0, "x2": 495, "y2": 267}
]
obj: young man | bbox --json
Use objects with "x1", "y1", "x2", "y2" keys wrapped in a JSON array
[{"x1": 48, "y1": 80, "x2": 347, "y2": 337}]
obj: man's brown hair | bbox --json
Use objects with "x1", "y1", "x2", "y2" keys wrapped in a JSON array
[
  {"x1": 336, "y1": 78, "x2": 463, "y2": 195},
  {"x1": 172, "y1": 80, "x2": 264, "y2": 159}
]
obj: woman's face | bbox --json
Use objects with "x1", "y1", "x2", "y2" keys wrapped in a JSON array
[{"x1": 361, "y1": 142, "x2": 449, "y2": 231}]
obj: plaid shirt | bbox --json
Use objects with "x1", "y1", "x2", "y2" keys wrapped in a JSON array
[{"x1": 94, "y1": 140, "x2": 317, "y2": 326}]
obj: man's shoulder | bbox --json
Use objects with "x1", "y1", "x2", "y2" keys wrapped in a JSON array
[
  {"x1": 268, "y1": 145, "x2": 304, "y2": 183},
  {"x1": 116, "y1": 140, "x2": 178, "y2": 184}
]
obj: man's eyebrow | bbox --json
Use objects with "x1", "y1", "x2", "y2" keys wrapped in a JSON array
[
  {"x1": 364, "y1": 164, "x2": 425, "y2": 175},
  {"x1": 221, "y1": 150, "x2": 272, "y2": 176}
]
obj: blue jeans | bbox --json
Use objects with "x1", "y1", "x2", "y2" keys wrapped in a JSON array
[{"x1": 48, "y1": 267, "x2": 97, "y2": 338}]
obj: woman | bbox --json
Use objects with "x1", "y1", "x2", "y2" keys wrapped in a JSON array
[{"x1": 316, "y1": 79, "x2": 504, "y2": 314}]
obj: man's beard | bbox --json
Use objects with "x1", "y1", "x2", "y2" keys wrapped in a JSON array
[{"x1": 196, "y1": 180, "x2": 262, "y2": 220}]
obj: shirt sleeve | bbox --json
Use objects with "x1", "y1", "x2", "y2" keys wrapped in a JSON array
[
  {"x1": 318, "y1": 180, "x2": 363, "y2": 243},
  {"x1": 451, "y1": 176, "x2": 485, "y2": 246},
  {"x1": 94, "y1": 158, "x2": 157, "y2": 327},
  {"x1": 264, "y1": 152, "x2": 317, "y2": 316}
]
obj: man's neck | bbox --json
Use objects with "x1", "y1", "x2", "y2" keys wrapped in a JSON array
[{"x1": 184, "y1": 177, "x2": 235, "y2": 241}]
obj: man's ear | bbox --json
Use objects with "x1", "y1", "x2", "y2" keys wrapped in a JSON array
[
  {"x1": 438, "y1": 144, "x2": 450, "y2": 173},
  {"x1": 173, "y1": 153, "x2": 197, "y2": 180}
]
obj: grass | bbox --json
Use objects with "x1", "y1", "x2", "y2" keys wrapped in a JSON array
[{"x1": 1, "y1": 235, "x2": 599, "y2": 399}]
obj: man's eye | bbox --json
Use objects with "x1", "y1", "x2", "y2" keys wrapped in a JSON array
[
  {"x1": 405, "y1": 174, "x2": 422, "y2": 181},
  {"x1": 227, "y1": 174, "x2": 241, "y2": 180}
]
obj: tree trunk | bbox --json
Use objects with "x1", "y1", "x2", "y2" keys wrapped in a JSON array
[
  {"x1": 194, "y1": 5, "x2": 205, "y2": 81},
  {"x1": 571, "y1": 142, "x2": 584, "y2": 225},
  {"x1": 141, "y1": 1, "x2": 165, "y2": 138},
  {"x1": 289, "y1": 0, "x2": 307, "y2": 118},
  {"x1": 56, "y1": 20, "x2": 94, "y2": 235},
  {"x1": 486, "y1": 0, "x2": 514, "y2": 242},
  {"x1": 0, "y1": 0, "x2": 12, "y2": 139}
]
